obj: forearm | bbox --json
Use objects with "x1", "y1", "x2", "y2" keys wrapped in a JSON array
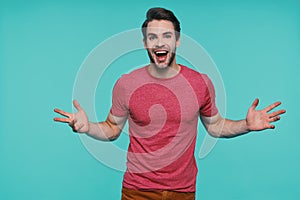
[
  {"x1": 85, "y1": 121, "x2": 120, "y2": 141},
  {"x1": 216, "y1": 118, "x2": 250, "y2": 138},
  {"x1": 202, "y1": 99, "x2": 286, "y2": 138},
  {"x1": 203, "y1": 114, "x2": 250, "y2": 138}
]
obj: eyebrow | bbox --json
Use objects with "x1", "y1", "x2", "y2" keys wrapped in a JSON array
[
  {"x1": 147, "y1": 32, "x2": 174, "y2": 36},
  {"x1": 147, "y1": 33, "x2": 156, "y2": 37},
  {"x1": 163, "y1": 32, "x2": 173, "y2": 35}
]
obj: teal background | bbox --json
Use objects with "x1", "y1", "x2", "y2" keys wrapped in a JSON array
[{"x1": 1, "y1": 0, "x2": 299, "y2": 199}]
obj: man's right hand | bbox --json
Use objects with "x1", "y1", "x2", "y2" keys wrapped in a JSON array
[{"x1": 54, "y1": 100, "x2": 89, "y2": 133}]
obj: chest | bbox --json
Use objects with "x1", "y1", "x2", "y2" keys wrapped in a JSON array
[{"x1": 128, "y1": 83, "x2": 200, "y2": 126}]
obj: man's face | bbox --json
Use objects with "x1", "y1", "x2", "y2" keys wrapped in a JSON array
[{"x1": 144, "y1": 20, "x2": 180, "y2": 69}]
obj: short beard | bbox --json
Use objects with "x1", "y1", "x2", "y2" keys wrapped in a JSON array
[{"x1": 147, "y1": 48, "x2": 176, "y2": 68}]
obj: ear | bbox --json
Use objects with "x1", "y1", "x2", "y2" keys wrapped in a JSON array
[
  {"x1": 176, "y1": 36, "x2": 180, "y2": 48},
  {"x1": 143, "y1": 38, "x2": 147, "y2": 49}
]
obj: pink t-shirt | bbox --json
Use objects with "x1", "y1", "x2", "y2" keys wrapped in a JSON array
[{"x1": 110, "y1": 65, "x2": 218, "y2": 192}]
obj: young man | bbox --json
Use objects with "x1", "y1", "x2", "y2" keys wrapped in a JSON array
[{"x1": 54, "y1": 7, "x2": 286, "y2": 200}]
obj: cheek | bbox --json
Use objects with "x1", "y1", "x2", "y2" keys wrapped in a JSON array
[
  {"x1": 167, "y1": 42, "x2": 177, "y2": 51},
  {"x1": 165, "y1": 39, "x2": 176, "y2": 47},
  {"x1": 145, "y1": 42, "x2": 154, "y2": 50}
]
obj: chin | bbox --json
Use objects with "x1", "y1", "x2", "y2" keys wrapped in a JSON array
[
  {"x1": 147, "y1": 49, "x2": 175, "y2": 69},
  {"x1": 152, "y1": 54, "x2": 171, "y2": 69},
  {"x1": 154, "y1": 62, "x2": 169, "y2": 69}
]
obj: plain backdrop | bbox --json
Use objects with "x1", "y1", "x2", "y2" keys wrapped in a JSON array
[{"x1": 1, "y1": 0, "x2": 299, "y2": 199}]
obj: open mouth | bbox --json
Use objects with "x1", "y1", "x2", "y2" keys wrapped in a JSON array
[{"x1": 154, "y1": 50, "x2": 169, "y2": 62}]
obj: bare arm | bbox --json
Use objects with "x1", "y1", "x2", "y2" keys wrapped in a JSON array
[
  {"x1": 54, "y1": 100, "x2": 127, "y2": 141},
  {"x1": 201, "y1": 98, "x2": 286, "y2": 138},
  {"x1": 85, "y1": 113, "x2": 126, "y2": 141}
]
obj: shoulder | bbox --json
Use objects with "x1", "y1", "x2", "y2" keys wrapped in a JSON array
[
  {"x1": 114, "y1": 66, "x2": 148, "y2": 90},
  {"x1": 117, "y1": 66, "x2": 147, "y2": 82},
  {"x1": 180, "y1": 64, "x2": 211, "y2": 84}
]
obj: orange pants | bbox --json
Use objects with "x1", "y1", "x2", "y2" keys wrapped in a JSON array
[{"x1": 121, "y1": 187, "x2": 195, "y2": 200}]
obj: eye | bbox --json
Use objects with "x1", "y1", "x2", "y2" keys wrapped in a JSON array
[
  {"x1": 165, "y1": 34, "x2": 172, "y2": 39},
  {"x1": 148, "y1": 35, "x2": 156, "y2": 41}
]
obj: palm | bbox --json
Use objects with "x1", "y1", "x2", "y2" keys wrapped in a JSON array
[
  {"x1": 246, "y1": 98, "x2": 286, "y2": 131},
  {"x1": 54, "y1": 100, "x2": 89, "y2": 133}
]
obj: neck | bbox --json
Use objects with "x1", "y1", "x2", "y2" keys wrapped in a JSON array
[{"x1": 148, "y1": 60, "x2": 180, "y2": 79}]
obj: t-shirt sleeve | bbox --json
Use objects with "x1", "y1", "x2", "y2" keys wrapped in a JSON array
[
  {"x1": 110, "y1": 77, "x2": 128, "y2": 117},
  {"x1": 199, "y1": 74, "x2": 219, "y2": 117}
]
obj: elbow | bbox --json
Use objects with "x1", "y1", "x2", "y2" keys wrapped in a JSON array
[
  {"x1": 204, "y1": 117, "x2": 227, "y2": 138},
  {"x1": 107, "y1": 135, "x2": 119, "y2": 141},
  {"x1": 207, "y1": 130, "x2": 235, "y2": 139},
  {"x1": 207, "y1": 130, "x2": 222, "y2": 138},
  {"x1": 204, "y1": 122, "x2": 222, "y2": 138},
  {"x1": 206, "y1": 126, "x2": 230, "y2": 138},
  {"x1": 106, "y1": 131, "x2": 121, "y2": 141}
]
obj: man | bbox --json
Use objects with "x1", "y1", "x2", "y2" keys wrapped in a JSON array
[{"x1": 54, "y1": 7, "x2": 286, "y2": 200}]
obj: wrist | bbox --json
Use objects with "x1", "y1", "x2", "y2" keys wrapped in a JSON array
[{"x1": 245, "y1": 119, "x2": 252, "y2": 132}]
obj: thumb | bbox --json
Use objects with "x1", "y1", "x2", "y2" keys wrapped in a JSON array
[
  {"x1": 73, "y1": 99, "x2": 82, "y2": 111},
  {"x1": 250, "y1": 98, "x2": 259, "y2": 110}
]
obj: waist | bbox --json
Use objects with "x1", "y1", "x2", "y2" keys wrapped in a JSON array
[{"x1": 121, "y1": 187, "x2": 196, "y2": 200}]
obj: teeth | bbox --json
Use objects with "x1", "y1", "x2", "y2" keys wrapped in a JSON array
[
  {"x1": 155, "y1": 50, "x2": 168, "y2": 56},
  {"x1": 156, "y1": 51, "x2": 167, "y2": 54}
]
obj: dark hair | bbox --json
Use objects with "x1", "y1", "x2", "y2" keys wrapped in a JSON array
[{"x1": 142, "y1": 7, "x2": 181, "y2": 41}]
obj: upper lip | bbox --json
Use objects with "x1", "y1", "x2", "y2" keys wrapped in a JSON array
[{"x1": 154, "y1": 49, "x2": 169, "y2": 55}]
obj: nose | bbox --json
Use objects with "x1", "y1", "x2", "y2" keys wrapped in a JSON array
[
  {"x1": 155, "y1": 36, "x2": 165, "y2": 48},
  {"x1": 155, "y1": 44, "x2": 165, "y2": 49}
]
